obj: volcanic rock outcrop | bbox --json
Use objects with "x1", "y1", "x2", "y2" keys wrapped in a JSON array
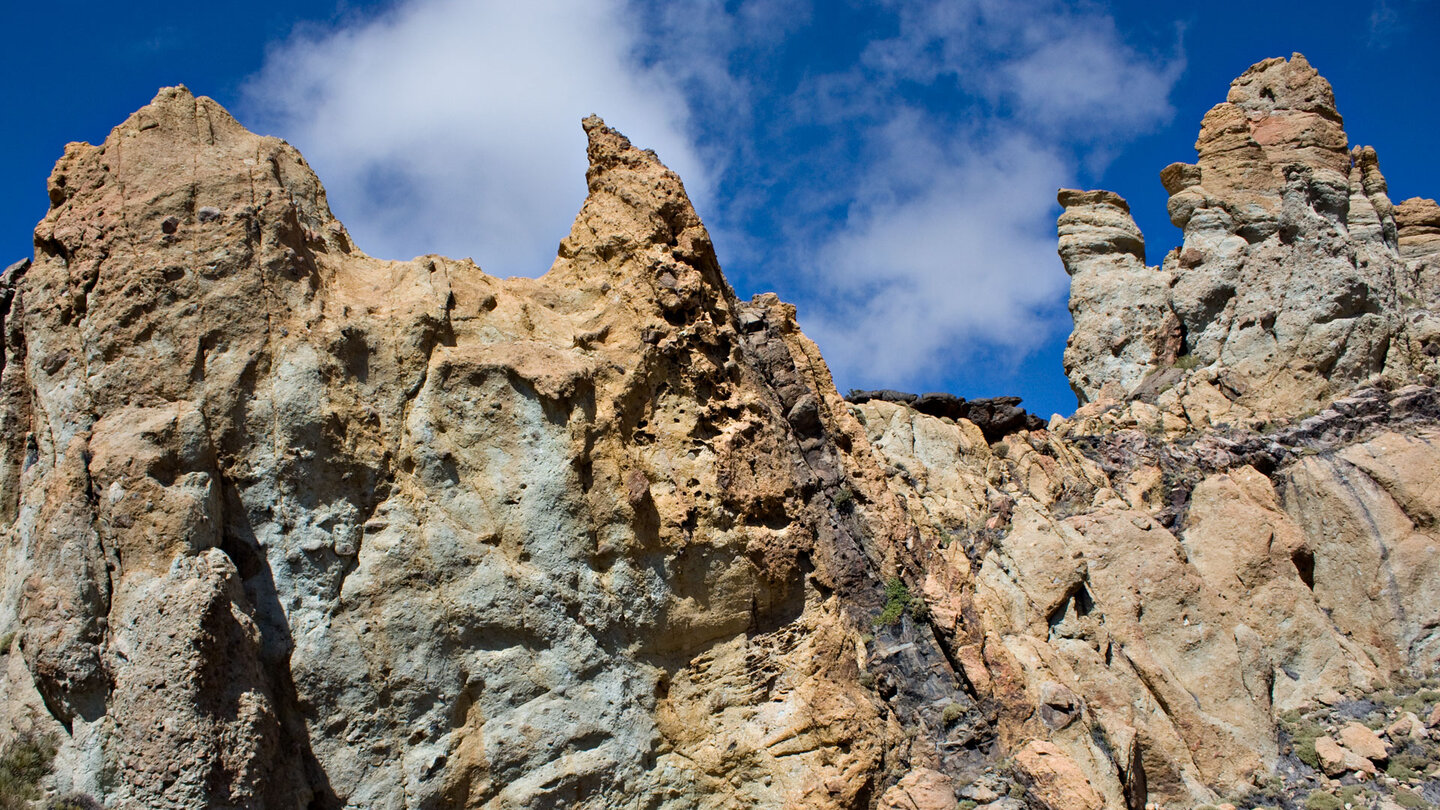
[
  {"x1": 1060, "y1": 53, "x2": 1440, "y2": 424},
  {"x1": 1, "y1": 54, "x2": 1439, "y2": 810}
]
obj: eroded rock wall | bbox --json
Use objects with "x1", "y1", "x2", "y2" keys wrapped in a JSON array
[
  {"x1": 0, "y1": 88, "x2": 958, "y2": 810},
  {"x1": 4, "y1": 53, "x2": 1440, "y2": 810}
]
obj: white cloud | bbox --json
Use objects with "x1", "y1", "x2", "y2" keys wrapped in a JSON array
[
  {"x1": 801, "y1": 121, "x2": 1071, "y2": 385},
  {"x1": 790, "y1": 0, "x2": 1182, "y2": 388},
  {"x1": 241, "y1": 0, "x2": 707, "y2": 275},
  {"x1": 239, "y1": 0, "x2": 1182, "y2": 401}
]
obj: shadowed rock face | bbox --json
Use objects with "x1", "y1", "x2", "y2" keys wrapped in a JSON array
[{"x1": 3, "y1": 57, "x2": 1440, "y2": 810}]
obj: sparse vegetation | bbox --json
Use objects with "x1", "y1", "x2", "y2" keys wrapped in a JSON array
[
  {"x1": 1304, "y1": 790, "x2": 1342, "y2": 810},
  {"x1": 941, "y1": 702, "x2": 965, "y2": 724},
  {"x1": 833, "y1": 485, "x2": 855, "y2": 513},
  {"x1": 874, "y1": 578, "x2": 929, "y2": 626},
  {"x1": 1278, "y1": 709, "x2": 1325, "y2": 769},
  {"x1": 46, "y1": 795, "x2": 103, "y2": 810},
  {"x1": 1173, "y1": 353, "x2": 1201, "y2": 370},
  {"x1": 0, "y1": 732, "x2": 57, "y2": 810},
  {"x1": 876, "y1": 579, "x2": 909, "y2": 626},
  {"x1": 1393, "y1": 788, "x2": 1430, "y2": 809},
  {"x1": 1337, "y1": 785, "x2": 1370, "y2": 806},
  {"x1": 1389, "y1": 758, "x2": 1421, "y2": 779}
]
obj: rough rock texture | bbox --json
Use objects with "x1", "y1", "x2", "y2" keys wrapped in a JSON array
[
  {"x1": 0, "y1": 88, "x2": 937, "y2": 809},
  {"x1": 5, "y1": 55, "x2": 1440, "y2": 810},
  {"x1": 1060, "y1": 53, "x2": 1440, "y2": 419},
  {"x1": 1058, "y1": 190, "x2": 1180, "y2": 402}
]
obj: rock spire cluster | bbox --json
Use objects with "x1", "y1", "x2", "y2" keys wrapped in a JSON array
[
  {"x1": 1060, "y1": 53, "x2": 1440, "y2": 425},
  {"x1": 0, "y1": 56, "x2": 1437, "y2": 810}
]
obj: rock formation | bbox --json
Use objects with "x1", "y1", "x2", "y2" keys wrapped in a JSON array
[
  {"x1": 1, "y1": 54, "x2": 1439, "y2": 810},
  {"x1": 1060, "y1": 53, "x2": 1439, "y2": 424}
]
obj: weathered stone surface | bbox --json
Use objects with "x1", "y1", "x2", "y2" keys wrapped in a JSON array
[
  {"x1": 0, "y1": 86, "x2": 939, "y2": 810},
  {"x1": 1058, "y1": 188, "x2": 1180, "y2": 404},
  {"x1": 1012, "y1": 740, "x2": 1105, "y2": 810},
  {"x1": 1314, "y1": 735, "x2": 1377, "y2": 777},
  {"x1": 878, "y1": 768, "x2": 957, "y2": 810},
  {"x1": 1059, "y1": 53, "x2": 1438, "y2": 417},
  {"x1": 1397, "y1": 197, "x2": 1440, "y2": 258},
  {"x1": 6, "y1": 53, "x2": 1440, "y2": 810},
  {"x1": 1338, "y1": 721, "x2": 1388, "y2": 762}
]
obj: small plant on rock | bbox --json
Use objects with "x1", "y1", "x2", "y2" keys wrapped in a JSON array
[
  {"x1": 1393, "y1": 787, "x2": 1430, "y2": 809},
  {"x1": 1304, "y1": 790, "x2": 1342, "y2": 810},
  {"x1": 0, "y1": 732, "x2": 57, "y2": 810},
  {"x1": 875, "y1": 578, "x2": 929, "y2": 626}
]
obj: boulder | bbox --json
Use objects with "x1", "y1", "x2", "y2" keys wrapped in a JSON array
[
  {"x1": 1012, "y1": 741, "x2": 1104, "y2": 810},
  {"x1": 879, "y1": 769, "x2": 958, "y2": 810}
]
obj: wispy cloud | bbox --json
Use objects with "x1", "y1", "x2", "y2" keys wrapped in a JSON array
[
  {"x1": 760, "y1": 0, "x2": 1183, "y2": 386},
  {"x1": 1367, "y1": 0, "x2": 1400, "y2": 47},
  {"x1": 241, "y1": 0, "x2": 1182, "y2": 398},
  {"x1": 241, "y1": 0, "x2": 707, "y2": 275}
]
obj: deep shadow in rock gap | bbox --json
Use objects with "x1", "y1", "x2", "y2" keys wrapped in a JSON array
[{"x1": 218, "y1": 481, "x2": 341, "y2": 810}]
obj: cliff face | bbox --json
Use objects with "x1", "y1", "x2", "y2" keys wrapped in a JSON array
[{"x1": 1, "y1": 56, "x2": 1438, "y2": 810}]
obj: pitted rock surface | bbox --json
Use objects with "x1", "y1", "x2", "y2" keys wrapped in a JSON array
[
  {"x1": 4, "y1": 57, "x2": 1440, "y2": 810},
  {"x1": 1059, "y1": 53, "x2": 1440, "y2": 420}
]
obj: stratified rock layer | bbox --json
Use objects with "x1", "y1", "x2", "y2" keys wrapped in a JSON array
[{"x1": 2, "y1": 55, "x2": 1439, "y2": 810}]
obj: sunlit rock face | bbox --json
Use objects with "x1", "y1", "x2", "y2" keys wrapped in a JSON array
[
  {"x1": 0, "y1": 88, "x2": 922, "y2": 809},
  {"x1": 3, "y1": 55, "x2": 1440, "y2": 810},
  {"x1": 1060, "y1": 53, "x2": 1440, "y2": 422}
]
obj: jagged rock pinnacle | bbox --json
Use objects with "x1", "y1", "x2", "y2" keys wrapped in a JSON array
[{"x1": 1058, "y1": 53, "x2": 1438, "y2": 421}]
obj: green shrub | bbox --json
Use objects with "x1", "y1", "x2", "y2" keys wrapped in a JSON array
[
  {"x1": 1392, "y1": 751, "x2": 1430, "y2": 773},
  {"x1": 1394, "y1": 788, "x2": 1430, "y2": 809},
  {"x1": 875, "y1": 579, "x2": 909, "y2": 626},
  {"x1": 1304, "y1": 791, "x2": 1342, "y2": 810},
  {"x1": 0, "y1": 732, "x2": 57, "y2": 810},
  {"x1": 874, "y1": 578, "x2": 929, "y2": 626},
  {"x1": 957, "y1": 801, "x2": 977, "y2": 810},
  {"x1": 1278, "y1": 710, "x2": 1325, "y2": 769},
  {"x1": 1173, "y1": 354, "x2": 1201, "y2": 370},
  {"x1": 941, "y1": 702, "x2": 965, "y2": 724},
  {"x1": 1390, "y1": 759, "x2": 1421, "y2": 780},
  {"x1": 1337, "y1": 785, "x2": 1369, "y2": 805}
]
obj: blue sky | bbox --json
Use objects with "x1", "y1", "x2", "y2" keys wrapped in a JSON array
[{"x1": 3, "y1": 1, "x2": 1436, "y2": 419}]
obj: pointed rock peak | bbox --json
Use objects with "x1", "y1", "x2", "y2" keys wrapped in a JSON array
[
  {"x1": 552, "y1": 116, "x2": 730, "y2": 312},
  {"x1": 109, "y1": 85, "x2": 255, "y2": 148},
  {"x1": 578, "y1": 114, "x2": 683, "y2": 197},
  {"x1": 41, "y1": 88, "x2": 349, "y2": 261},
  {"x1": 1227, "y1": 52, "x2": 1341, "y2": 123}
]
